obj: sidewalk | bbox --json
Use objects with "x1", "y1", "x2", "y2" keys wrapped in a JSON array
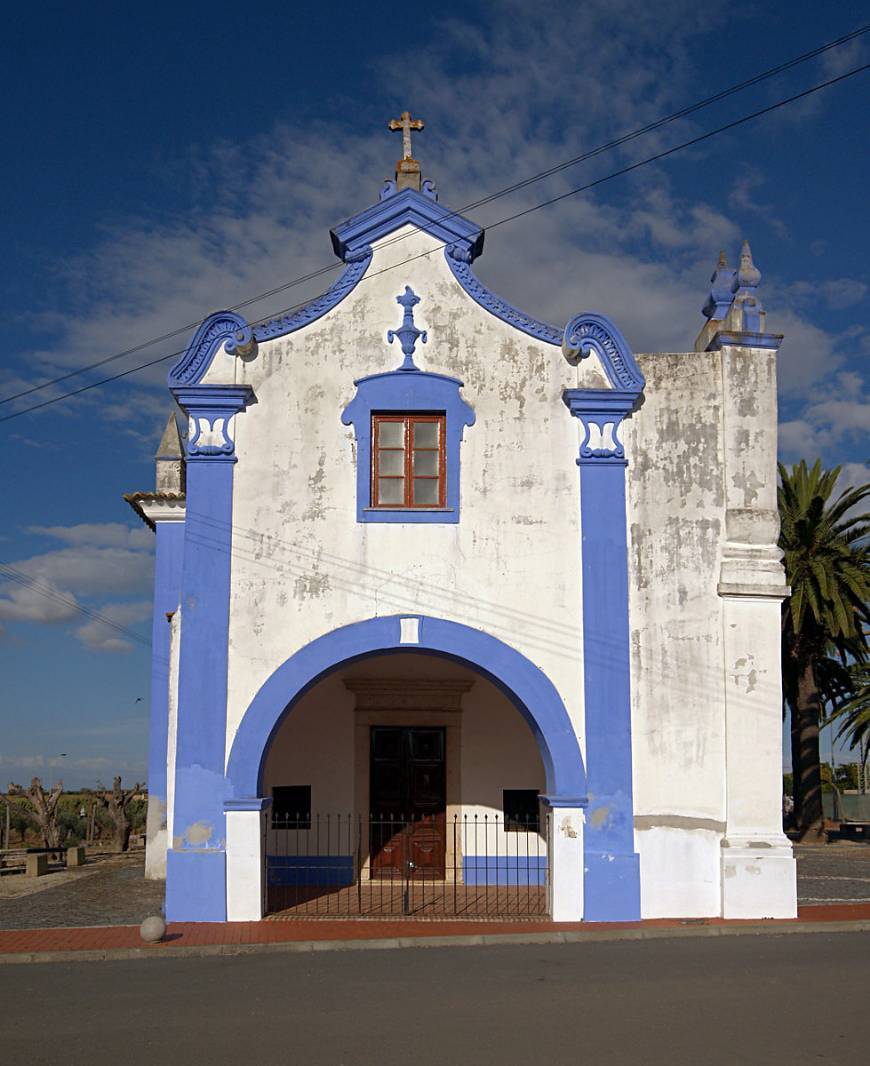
[{"x1": 2, "y1": 903, "x2": 869, "y2": 964}]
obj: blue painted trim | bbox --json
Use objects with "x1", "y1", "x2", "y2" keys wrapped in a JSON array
[
  {"x1": 172, "y1": 385, "x2": 254, "y2": 460},
  {"x1": 702, "y1": 257, "x2": 735, "y2": 320},
  {"x1": 341, "y1": 366, "x2": 475, "y2": 524},
  {"x1": 165, "y1": 850, "x2": 227, "y2": 922},
  {"x1": 562, "y1": 313, "x2": 645, "y2": 394},
  {"x1": 146, "y1": 521, "x2": 184, "y2": 853},
  {"x1": 576, "y1": 456, "x2": 641, "y2": 921},
  {"x1": 331, "y1": 187, "x2": 483, "y2": 264},
  {"x1": 705, "y1": 330, "x2": 783, "y2": 352},
  {"x1": 387, "y1": 285, "x2": 427, "y2": 368},
  {"x1": 167, "y1": 250, "x2": 372, "y2": 386},
  {"x1": 168, "y1": 312, "x2": 252, "y2": 388},
  {"x1": 254, "y1": 248, "x2": 372, "y2": 341},
  {"x1": 463, "y1": 856, "x2": 546, "y2": 886},
  {"x1": 225, "y1": 798, "x2": 272, "y2": 813},
  {"x1": 226, "y1": 615, "x2": 586, "y2": 803},
  {"x1": 562, "y1": 328, "x2": 643, "y2": 921},
  {"x1": 563, "y1": 389, "x2": 638, "y2": 465},
  {"x1": 444, "y1": 247, "x2": 564, "y2": 346},
  {"x1": 164, "y1": 383, "x2": 251, "y2": 923},
  {"x1": 266, "y1": 855, "x2": 354, "y2": 887}
]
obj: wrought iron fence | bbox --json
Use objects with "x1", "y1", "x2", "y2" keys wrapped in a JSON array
[{"x1": 266, "y1": 812, "x2": 550, "y2": 919}]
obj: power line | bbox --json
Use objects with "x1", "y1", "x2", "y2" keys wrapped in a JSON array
[
  {"x1": 2, "y1": 60, "x2": 869, "y2": 427},
  {"x1": 2, "y1": 23, "x2": 867, "y2": 411},
  {"x1": 0, "y1": 563, "x2": 153, "y2": 650}
]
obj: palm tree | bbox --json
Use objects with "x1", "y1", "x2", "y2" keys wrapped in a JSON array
[
  {"x1": 778, "y1": 460, "x2": 869, "y2": 837},
  {"x1": 825, "y1": 660, "x2": 869, "y2": 792}
]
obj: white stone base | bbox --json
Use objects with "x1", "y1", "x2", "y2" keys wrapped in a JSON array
[
  {"x1": 144, "y1": 797, "x2": 168, "y2": 880},
  {"x1": 226, "y1": 808, "x2": 266, "y2": 921},
  {"x1": 720, "y1": 837, "x2": 797, "y2": 919},
  {"x1": 548, "y1": 807, "x2": 584, "y2": 922}
]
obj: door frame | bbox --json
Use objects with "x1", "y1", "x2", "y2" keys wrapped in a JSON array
[
  {"x1": 347, "y1": 679, "x2": 469, "y2": 882},
  {"x1": 369, "y1": 725, "x2": 447, "y2": 879}
]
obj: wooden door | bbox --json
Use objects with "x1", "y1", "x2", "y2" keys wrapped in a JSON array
[{"x1": 370, "y1": 727, "x2": 446, "y2": 879}]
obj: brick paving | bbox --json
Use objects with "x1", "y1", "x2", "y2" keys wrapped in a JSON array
[
  {"x1": 0, "y1": 841, "x2": 867, "y2": 952},
  {"x1": 0, "y1": 903, "x2": 869, "y2": 958}
]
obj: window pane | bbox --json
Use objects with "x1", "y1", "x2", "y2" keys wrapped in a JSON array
[
  {"x1": 378, "y1": 478, "x2": 405, "y2": 505},
  {"x1": 377, "y1": 421, "x2": 404, "y2": 448},
  {"x1": 412, "y1": 421, "x2": 438, "y2": 448},
  {"x1": 413, "y1": 478, "x2": 439, "y2": 505},
  {"x1": 413, "y1": 450, "x2": 439, "y2": 476},
  {"x1": 378, "y1": 450, "x2": 404, "y2": 476}
]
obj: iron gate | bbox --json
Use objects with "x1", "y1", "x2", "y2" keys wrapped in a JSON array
[{"x1": 266, "y1": 812, "x2": 550, "y2": 919}]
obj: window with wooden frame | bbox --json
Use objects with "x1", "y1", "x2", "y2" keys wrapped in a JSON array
[{"x1": 372, "y1": 414, "x2": 446, "y2": 508}]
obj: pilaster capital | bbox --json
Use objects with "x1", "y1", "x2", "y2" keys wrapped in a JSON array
[
  {"x1": 171, "y1": 384, "x2": 255, "y2": 462},
  {"x1": 562, "y1": 389, "x2": 638, "y2": 465}
]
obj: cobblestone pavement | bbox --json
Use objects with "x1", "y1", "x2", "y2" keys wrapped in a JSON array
[
  {"x1": 0, "y1": 853, "x2": 164, "y2": 930},
  {"x1": 794, "y1": 840, "x2": 870, "y2": 903},
  {"x1": 0, "y1": 843, "x2": 867, "y2": 929}
]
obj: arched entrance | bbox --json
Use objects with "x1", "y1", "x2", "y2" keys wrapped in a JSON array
[{"x1": 224, "y1": 616, "x2": 587, "y2": 921}]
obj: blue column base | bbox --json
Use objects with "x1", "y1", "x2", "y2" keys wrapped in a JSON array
[
  {"x1": 584, "y1": 851, "x2": 641, "y2": 921},
  {"x1": 165, "y1": 849, "x2": 227, "y2": 922}
]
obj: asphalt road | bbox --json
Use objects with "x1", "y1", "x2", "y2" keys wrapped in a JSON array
[{"x1": 2, "y1": 932, "x2": 867, "y2": 1065}]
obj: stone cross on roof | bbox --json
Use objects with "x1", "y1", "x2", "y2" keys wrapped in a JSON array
[{"x1": 389, "y1": 110, "x2": 424, "y2": 161}]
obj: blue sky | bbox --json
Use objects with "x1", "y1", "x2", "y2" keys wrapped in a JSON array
[{"x1": 1, "y1": 1, "x2": 868, "y2": 785}]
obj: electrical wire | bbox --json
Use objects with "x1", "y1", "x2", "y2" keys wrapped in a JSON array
[
  {"x1": 1, "y1": 61, "x2": 869, "y2": 426},
  {"x1": 2, "y1": 23, "x2": 867, "y2": 411},
  {"x1": 0, "y1": 563, "x2": 153, "y2": 649}
]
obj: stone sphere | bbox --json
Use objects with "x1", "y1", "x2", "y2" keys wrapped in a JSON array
[{"x1": 140, "y1": 915, "x2": 167, "y2": 943}]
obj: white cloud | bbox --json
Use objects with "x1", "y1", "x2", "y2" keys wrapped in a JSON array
[
  {"x1": 778, "y1": 372, "x2": 870, "y2": 462},
  {"x1": 0, "y1": 524, "x2": 154, "y2": 647},
  {"x1": 28, "y1": 522, "x2": 153, "y2": 551},
  {"x1": 75, "y1": 600, "x2": 151, "y2": 653},
  {"x1": 4, "y1": 2, "x2": 861, "y2": 476}
]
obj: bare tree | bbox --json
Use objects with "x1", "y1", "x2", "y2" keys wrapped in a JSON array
[
  {"x1": 8, "y1": 778, "x2": 63, "y2": 847},
  {"x1": 98, "y1": 776, "x2": 143, "y2": 852}
]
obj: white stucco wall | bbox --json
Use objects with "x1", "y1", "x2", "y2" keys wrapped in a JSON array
[
  {"x1": 201, "y1": 227, "x2": 608, "y2": 762},
  {"x1": 178, "y1": 219, "x2": 790, "y2": 919},
  {"x1": 624, "y1": 351, "x2": 727, "y2": 917}
]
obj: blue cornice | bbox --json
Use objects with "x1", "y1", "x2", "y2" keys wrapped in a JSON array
[
  {"x1": 563, "y1": 313, "x2": 645, "y2": 396},
  {"x1": 444, "y1": 247, "x2": 564, "y2": 346},
  {"x1": 167, "y1": 249, "x2": 372, "y2": 387},
  {"x1": 705, "y1": 330, "x2": 784, "y2": 352},
  {"x1": 254, "y1": 247, "x2": 372, "y2": 341},
  {"x1": 330, "y1": 188, "x2": 484, "y2": 264}
]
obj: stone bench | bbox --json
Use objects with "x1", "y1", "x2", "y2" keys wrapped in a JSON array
[{"x1": 26, "y1": 853, "x2": 48, "y2": 878}]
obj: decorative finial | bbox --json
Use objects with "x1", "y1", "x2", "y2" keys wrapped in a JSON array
[
  {"x1": 702, "y1": 250, "x2": 736, "y2": 321},
  {"x1": 734, "y1": 239, "x2": 761, "y2": 290},
  {"x1": 387, "y1": 286, "x2": 427, "y2": 370},
  {"x1": 730, "y1": 239, "x2": 765, "y2": 331},
  {"x1": 388, "y1": 110, "x2": 425, "y2": 192}
]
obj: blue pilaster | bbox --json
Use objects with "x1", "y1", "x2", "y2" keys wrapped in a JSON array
[
  {"x1": 165, "y1": 384, "x2": 253, "y2": 922},
  {"x1": 564, "y1": 386, "x2": 642, "y2": 922},
  {"x1": 147, "y1": 519, "x2": 184, "y2": 858}
]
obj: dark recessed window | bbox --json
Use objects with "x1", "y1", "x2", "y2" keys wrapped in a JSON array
[
  {"x1": 372, "y1": 413, "x2": 445, "y2": 508},
  {"x1": 503, "y1": 789, "x2": 540, "y2": 832},
  {"x1": 271, "y1": 785, "x2": 311, "y2": 829}
]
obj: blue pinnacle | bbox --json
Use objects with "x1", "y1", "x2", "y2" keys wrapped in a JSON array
[{"x1": 387, "y1": 285, "x2": 428, "y2": 370}]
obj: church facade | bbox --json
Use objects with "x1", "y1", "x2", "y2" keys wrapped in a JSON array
[{"x1": 127, "y1": 119, "x2": 797, "y2": 924}]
